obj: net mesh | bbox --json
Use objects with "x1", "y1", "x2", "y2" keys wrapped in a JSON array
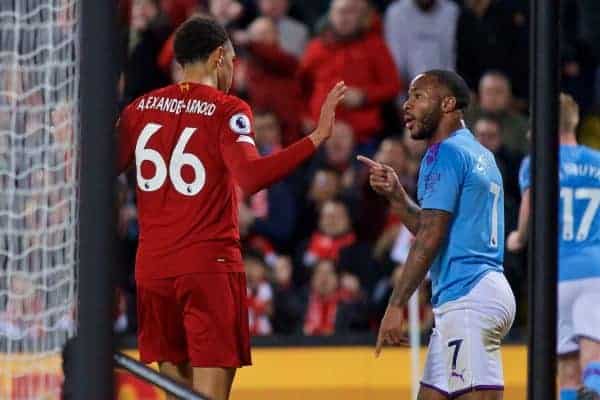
[{"x1": 0, "y1": 0, "x2": 79, "y2": 398}]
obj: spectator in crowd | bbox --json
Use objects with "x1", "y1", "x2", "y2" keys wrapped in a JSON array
[
  {"x1": 466, "y1": 71, "x2": 529, "y2": 154},
  {"x1": 238, "y1": 111, "x2": 298, "y2": 250},
  {"x1": 302, "y1": 260, "x2": 367, "y2": 335},
  {"x1": 299, "y1": 0, "x2": 401, "y2": 146},
  {"x1": 209, "y1": 0, "x2": 256, "y2": 30},
  {"x1": 233, "y1": 18, "x2": 305, "y2": 145},
  {"x1": 294, "y1": 168, "x2": 343, "y2": 243},
  {"x1": 119, "y1": 0, "x2": 199, "y2": 28},
  {"x1": 456, "y1": 0, "x2": 528, "y2": 100},
  {"x1": 384, "y1": 0, "x2": 459, "y2": 100},
  {"x1": 296, "y1": 199, "x2": 356, "y2": 283},
  {"x1": 245, "y1": 252, "x2": 274, "y2": 336},
  {"x1": 271, "y1": 256, "x2": 303, "y2": 334},
  {"x1": 120, "y1": 0, "x2": 171, "y2": 103},
  {"x1": 256, "y1": 0, "x2": 309, "y2": 57},
  {"x1": 306, "y1": 121, "x2": 358, "y2": 192},
  {"x1": 472, "y1": 115, "x2": 522, "y2": 204},
  {"x1": 559, "y1": 0, "x2": 598, "y2": 115},
  {"x1": 0, "y1": 273, "x2": 44, "y2": 346},
  {"x1": 160, "y1": 0, "x2": 200, "y2": 27},
  {"x1": 302, "y1": 260, "x2": 340, "y2": 336}
]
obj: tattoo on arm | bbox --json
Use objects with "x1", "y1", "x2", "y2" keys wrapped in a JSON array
[
  {"x1": 391, "y1": 193, "x2": 421, "y2": 235},
  {"x1": 389, "y1": 209, "x2": 452, "y2": 308}
]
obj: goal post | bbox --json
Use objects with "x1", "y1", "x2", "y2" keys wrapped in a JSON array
[{"x1": 75, "y1": 0, "x2": 119, "y2": 398}]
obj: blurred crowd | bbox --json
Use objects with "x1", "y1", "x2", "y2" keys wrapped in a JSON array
[{"x1": 112, "y1": 0, "x2": 600, "y2": 340}]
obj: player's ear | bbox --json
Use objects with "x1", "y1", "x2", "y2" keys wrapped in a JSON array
[
  {"x1": 442, "y1": 96, "x2": 457, "y2": 113},
  {"x1": 209, "y1": 46, "x2": 225, "y2": 69},
  {"x1": 217, "y1": 46, "x2": 225, "y2": 67}
]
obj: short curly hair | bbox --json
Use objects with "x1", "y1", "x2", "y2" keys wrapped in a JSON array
[
  {"x1": 174, "y1": 16, "x2": 229, "y2": 66},
  {"x1": 424, "y1": 69, "x2": 471, "y2": 111}
]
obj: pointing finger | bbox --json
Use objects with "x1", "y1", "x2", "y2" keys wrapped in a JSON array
[{"x1": 357, "y1": 155, "x2": 381, "y2": 169}]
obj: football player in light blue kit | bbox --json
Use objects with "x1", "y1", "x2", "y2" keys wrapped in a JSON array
[
  {"x1": 359, "y1": 70, "x2": 515, "y2": 400},
  {"x1": 508, "y1": 93, "x2": 600, "y2": 400}
]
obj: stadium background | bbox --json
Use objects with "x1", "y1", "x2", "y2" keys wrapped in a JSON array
[
  {"x1": 2, "y1": 0, "x2": 599, "y2": 398},
  {"x1": 114, "y1": 0, "x2": 597, "y2": 397}
]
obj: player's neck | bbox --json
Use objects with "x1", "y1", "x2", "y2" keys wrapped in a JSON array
[
  {"x1": 181, "y1": 65, "x2": 218, "y2": 89},
  {"x1": 428, "y1": 117, "x2": 465, "y2": 146},
  {"x1": 560, "y1": 131, "x2": 578, "y2": 146}
]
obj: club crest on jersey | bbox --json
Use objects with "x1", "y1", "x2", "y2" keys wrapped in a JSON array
[{"x1": 229, "y1": 113, "x2": 251, "y2": 134}]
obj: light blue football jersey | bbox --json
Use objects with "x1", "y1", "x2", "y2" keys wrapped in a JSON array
[
  {"x1": 519, "y1": 145, "x2": 600, "y2": 282},
  {"x1": 417, "y1": 129, "x2": 505, "y2": 307}
]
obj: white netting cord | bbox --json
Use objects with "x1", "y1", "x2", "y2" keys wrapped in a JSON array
[{"x1": 0, "y1": 1, "x2": 78, "y2": 398}]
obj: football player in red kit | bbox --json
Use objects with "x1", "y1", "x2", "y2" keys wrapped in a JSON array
[{"x1": 117, "y1": 16, "x2": 345, "y2": 400}]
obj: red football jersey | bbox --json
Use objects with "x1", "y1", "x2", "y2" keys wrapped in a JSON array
[{"x1": 118, "y1": 82, "x2": 316, "y2": 279}]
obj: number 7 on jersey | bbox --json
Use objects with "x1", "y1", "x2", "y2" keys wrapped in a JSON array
[{"x1": 490, "y1": 182, "x2": 501, "y2": 248}]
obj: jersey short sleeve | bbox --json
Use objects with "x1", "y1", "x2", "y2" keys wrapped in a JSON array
[
  {"x1": 418, "y1": 143, "x2": 465, "y2": 213},
  {"x1": 518, "y1": 156, "x2": 531, "y2": 193},
  {"x1": 219, "y1": 98, "x2": 257, "y2": 154}
]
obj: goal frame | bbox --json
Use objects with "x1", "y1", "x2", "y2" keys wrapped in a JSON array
[{"x1": 74, "y1": 0, "x2": 118, "y2": 397}]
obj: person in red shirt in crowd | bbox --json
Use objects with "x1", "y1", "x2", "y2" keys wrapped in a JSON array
[
  {"x1": 244, "y1": 252, "x2": 273, "y2": 336},
  {"x1": 118, "y1": 0, "x2": 200, "y2": 28},
  {"x1": 233, "y1": 17, "x2": 305, "y2": 145},
  {"x1": 299, "y1": 0, "x2": 402, "y2": 145},
  {"x1": 299, "y1": 199, "x2": 356, "y2": 282},
  {"x1": 117, "y1": 16, "x2": 345, "y2": 400},
  {"x1": 303, "y1": 260, "x2": 365, "y2": 336},
  {"x1": 303, "y1": 260, "x2": 340, "y2": 336}
]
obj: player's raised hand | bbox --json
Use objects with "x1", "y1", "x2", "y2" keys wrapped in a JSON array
[
  {"x1": 357, "y1": 155, "x2": 403, "y2": 202},
  {"x1": 375, "y1": 305, "x2": 409, "y2": 357},
  {"x1": 309, "y1": 81, "x2": 346, "y2": 146}
]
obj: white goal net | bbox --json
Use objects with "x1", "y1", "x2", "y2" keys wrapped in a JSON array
[{"x1": 0, "y1": 1, "x2": 79, "y2": 398}]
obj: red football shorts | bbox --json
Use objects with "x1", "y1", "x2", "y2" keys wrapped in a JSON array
[{"x1": 136, "y1": 272, "x2": 251, "y2": 368}]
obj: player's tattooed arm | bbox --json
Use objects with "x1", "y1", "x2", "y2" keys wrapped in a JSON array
[
  {"x1": 388, "y1": 209, "x2": 451, "y2": 308},
  {"x1": 390, "y1": 192, "x2": 421, "y2": 235}
]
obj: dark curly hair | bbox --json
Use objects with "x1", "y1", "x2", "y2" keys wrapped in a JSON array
[{"x1": 174, "y1": 16, "x2": 229, "y2": 66}]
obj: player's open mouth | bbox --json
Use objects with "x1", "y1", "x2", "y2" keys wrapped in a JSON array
[{"x1": 404, "y1": 114, "x2": 416, "y2": 130}]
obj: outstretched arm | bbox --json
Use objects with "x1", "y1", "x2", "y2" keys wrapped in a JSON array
[{"x1": 224, "y1": 82, "x2": 346, "y2": 195}]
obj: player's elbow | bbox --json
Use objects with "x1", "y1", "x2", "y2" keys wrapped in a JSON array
[{"x1": 237, "y1": 178, "x2": 266, "y2": 197}]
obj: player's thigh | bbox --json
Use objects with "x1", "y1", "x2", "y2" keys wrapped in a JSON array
[
  {"x1": 175, "y1": 272, "x2": 252, "y2": 368},
  {"x1": 192, "y1": 367, "x2": 237, "y2": 400},
  {"x1": 438, "y1": 307, "x2": 507, "y2": 395},
  {"x1": 438, "y1": 276, "x2": 514, "y2": 395},
  {"x1": 421, "y1": 327, "x2": 450, "y2": 396},
  {"x1": 418, "y1": 384, "x2": 449, "y2": 400},
  {"x1": 572, "y1": 282, "x2": 600, "y2": 368},
  {"x1": 452, "y1": 389, "x2": 503, "y2": 400},
  {"x1": 558, "y1": 353, "x2": 581, "y2": 388},
  {"x1": 136, "y1": 278, "x2": 188, "y2": 364},
  {"x1": 558, "y1": 281, "x2": 581, "y2": 356}
]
